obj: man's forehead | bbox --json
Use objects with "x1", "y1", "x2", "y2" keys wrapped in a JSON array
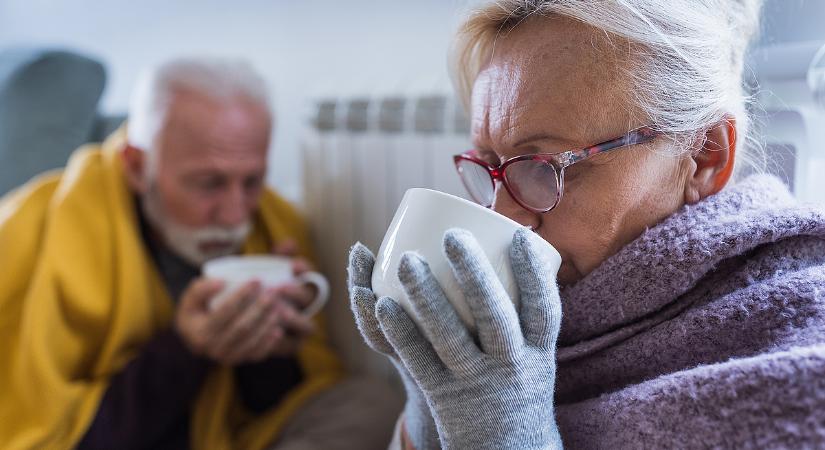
[
  {"x1": 156, "y1": 92, "x2": 271, "y2": 164},
  {"x1": 166, "y1": 89, "x2": 270, "y2": 130}
]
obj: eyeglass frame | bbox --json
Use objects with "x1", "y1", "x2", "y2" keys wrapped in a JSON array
[{"x1": 452, "y1": 126, "x2": 660, "y2": 213}]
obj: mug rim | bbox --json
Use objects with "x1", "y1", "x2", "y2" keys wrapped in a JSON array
[
  {"x1": 203, "y1": 255, "x2": 292, "y2": 279},
  {"x1": 405, "y1": 188, "x2": 526, "y2": 230}
]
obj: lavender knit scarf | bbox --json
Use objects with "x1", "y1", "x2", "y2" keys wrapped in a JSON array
[{"x1": 554, "y1": 175, "x2": 825, "y2": 449}]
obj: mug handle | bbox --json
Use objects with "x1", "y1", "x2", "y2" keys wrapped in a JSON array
[{"x1": 296, "y1": 271, "x2": 329, "y2": 317}]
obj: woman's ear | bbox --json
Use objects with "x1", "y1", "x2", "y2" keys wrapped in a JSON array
[
  {"x1": 684, "y1": 117, "x2": 736, "y2": 204},
  {"x1": 121, "y1": 145, "x2": 150, "y2": 194}
]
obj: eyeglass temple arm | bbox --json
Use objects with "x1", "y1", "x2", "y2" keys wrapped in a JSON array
[{"x1": 562, "y1": 126, "x2": 658, "y2": 167}]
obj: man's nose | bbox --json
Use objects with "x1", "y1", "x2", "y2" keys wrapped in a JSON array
[
  {"x1": 491, "y1": 181, "x2": 539, "y2": 229},
  {"x1": 216, "y1": 184, "x2": 249, "y2": 227}
]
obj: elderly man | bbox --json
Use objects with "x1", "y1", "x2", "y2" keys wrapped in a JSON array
[{"x1": 0, "y1": 58, "x2": 399, "y2": 449}]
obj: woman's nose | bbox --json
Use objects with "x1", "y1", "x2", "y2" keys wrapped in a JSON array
[{"x1": 491, "y1": 181, "x2": 539, "y2": 229}]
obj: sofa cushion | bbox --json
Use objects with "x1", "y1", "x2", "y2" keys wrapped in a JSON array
[{"x1": 0, "y1": 48, "x2": 105, "y2": 194}]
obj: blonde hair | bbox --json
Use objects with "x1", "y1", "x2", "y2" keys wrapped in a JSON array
[{"x1": 451, "y1": 0, "x2": 764, "y2": 176}]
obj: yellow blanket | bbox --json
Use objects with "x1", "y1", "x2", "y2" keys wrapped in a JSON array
[{"x1": 0, "y1": 131, "x2": 342, "y2": 449}]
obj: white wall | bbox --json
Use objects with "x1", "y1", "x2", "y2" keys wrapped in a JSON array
[
  {"x1": 759, "y1": 0, "x2": 825, "y2": 45},
  {"x1": 0, "y1": 0, "x2": 473, "y2": 201}
]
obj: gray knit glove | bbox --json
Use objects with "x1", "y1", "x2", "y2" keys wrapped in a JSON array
[
  {"x1": 348, "y1": 244, "x2": 441, "y2": 450},
  {"x1": 376, "y1": 228, "x2": 563, "y2": 450}
]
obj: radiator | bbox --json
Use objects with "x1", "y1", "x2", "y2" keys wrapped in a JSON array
[{"x1": 301, "y1": 94, "x2": 472, "y2": 376}]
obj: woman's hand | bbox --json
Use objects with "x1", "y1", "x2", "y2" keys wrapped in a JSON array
[
  {"x1": 348, "y1": 244, "x2": 442, "y2": 450},
  {"x1": 375, "y1": 227, "x2": 563, "y2": 450}
]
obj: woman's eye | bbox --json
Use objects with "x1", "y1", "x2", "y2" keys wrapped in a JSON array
[{"x1": 563, "y1": 164, "x2": 584, "y2": 182}]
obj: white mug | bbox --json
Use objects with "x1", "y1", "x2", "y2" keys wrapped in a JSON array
[
  {"x1": 203, "y1": 255, "x2": 330, "y2": 316},
  {"x1": 371, "y1": 188, "x2": 561, "y2": 332}
]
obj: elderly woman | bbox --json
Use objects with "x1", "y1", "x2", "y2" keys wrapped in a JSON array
[{"x1": 349, "y1": 0, "x2": 825, "y2": 448}]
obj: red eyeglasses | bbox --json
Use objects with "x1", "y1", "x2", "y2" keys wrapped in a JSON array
[{"x1": 453, "y1": 126, "x2": 659, "y2": 213}]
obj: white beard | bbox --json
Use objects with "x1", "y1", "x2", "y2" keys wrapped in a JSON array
[{"x1": 141, "y1": 184, "x2": 251, "y2": 267}]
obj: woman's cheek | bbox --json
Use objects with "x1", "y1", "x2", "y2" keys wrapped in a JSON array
[{"x1": 557, "y1": 261, "x2": 582, "y2": 286}]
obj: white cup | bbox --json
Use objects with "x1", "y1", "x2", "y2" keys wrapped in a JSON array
[
  {"x1": 372, "y1": 188, "x2": 561, "y2": 332},
  {"x1": 203, "y1": 255, "x2": 330, "y2": 316}
]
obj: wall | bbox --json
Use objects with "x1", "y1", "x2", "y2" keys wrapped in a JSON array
[{"x1": 759, "y1": 0, "x2": 825, "y2": 45}]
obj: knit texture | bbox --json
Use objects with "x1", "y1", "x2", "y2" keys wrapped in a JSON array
[
  {"x1": 555, "y1": 175, "x2": 825, "y2": 449},
  {"x1": 350, "y1": 228, "x2": 564, "y2": 450},
  {"x1": 348, "y1": 244, "x2": 441, "y2": 450}
]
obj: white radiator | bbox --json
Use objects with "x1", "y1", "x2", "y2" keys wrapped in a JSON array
[{"x1": 301, "y1": 94, "x2": 472, "y2": 376}]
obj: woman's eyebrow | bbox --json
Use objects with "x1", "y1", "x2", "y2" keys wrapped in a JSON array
[
  {"x1": 475, "y1": 146, "x2": 497, "y2": 158},
  {"x1": 472, "y1": 133, "x2": 577, "y2": 158},
  {"x1": 513, "y1": 133, "x2": 577, "y2": 148}
]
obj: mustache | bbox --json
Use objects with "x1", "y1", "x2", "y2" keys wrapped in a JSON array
[{"x1": 191, "y1": 223, "x2": 252, "y2": 244}]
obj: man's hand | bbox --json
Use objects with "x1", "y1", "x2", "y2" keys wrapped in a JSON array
[
  {"x1": 175, "y1": 279, "x2": 284, "y2": 365},
  {"x1": 269, "y1": 239, "x2": 318, "y2": 356},
  {"x1": 174, "y1": 241, "x2": 322, "y2": 365},
  {"x1": 268, "y1": 289, "x2": 316, "y2": 356},
  {"x1": 272, "y1": 238, "x2": 325, "y2": 314}
]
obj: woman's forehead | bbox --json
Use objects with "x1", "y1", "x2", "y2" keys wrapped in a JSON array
[{"x1": 470, "y1": 16, "x2": 633, "y2": 148}]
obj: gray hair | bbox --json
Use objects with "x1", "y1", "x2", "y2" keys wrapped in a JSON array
[
  {"x1": 128, "y1": 57, "x2": 271, "y2": 151},
  {"x1": 451, "y1": 0, "x2": 764, "y2": 176}
]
